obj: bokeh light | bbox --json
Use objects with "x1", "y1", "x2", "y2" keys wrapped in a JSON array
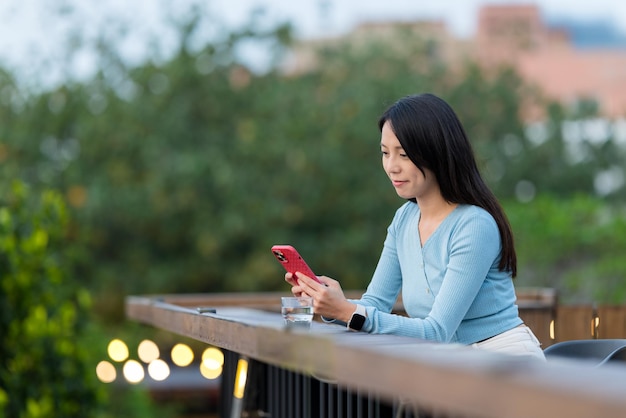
[
  {"x1": 202, "y1": 347, "x2": 224, "y2": 369},
  {"x1": 123, "y1": 359, "x2": 145, "y2": 384},
  {"x1": 138, "y1": 339, "x2": 160, "y2": 363},
  {"x1": 107, "y1": 339, "x2": 129, "y2": 362},
  {"x1": 171, "y1": 343, "x2": 194, "y2": 367},
  {"x1": 95, "y1": 360, "x2": 116, "y2": 383},
  {"x1": 233, "y1": 357, "x2": 249, "y2": 399},
  {"x1": 200, "y1": 361, "x2": 222, "y2": 379},
  {"x1": 147, "y1": 359, "x2": 170, "y2": 381}
]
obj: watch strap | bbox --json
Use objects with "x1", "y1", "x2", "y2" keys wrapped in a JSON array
[{"x1": 347, "y1": 304, "x2": 367, "y2": 331}]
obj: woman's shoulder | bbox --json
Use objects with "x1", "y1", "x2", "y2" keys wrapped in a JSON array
[
  {"x1": 388, "y1": 201, "x2": 418, "y2": 226},
  {"x1": 456, "y1": 204, "x2": 490, "y2": 217},
  {"x1": 452, "y1": 204, "x2": 499, "y2": 234},
  {"x1": 395, "y1": 200, "x2": 419, "y2": 217}
]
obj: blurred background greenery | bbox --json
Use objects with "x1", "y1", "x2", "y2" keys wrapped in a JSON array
[{"x1": 2, "y1": 1, "x2": 626, "y2": 416}]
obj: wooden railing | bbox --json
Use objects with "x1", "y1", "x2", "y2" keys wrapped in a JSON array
[{"x1": 126, "y1": 288, "x2": 626, "y2": 418}]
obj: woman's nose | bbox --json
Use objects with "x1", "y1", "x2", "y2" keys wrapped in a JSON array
[{"x1": 385, "y1": 157, "x2": 400, "y2": 173}]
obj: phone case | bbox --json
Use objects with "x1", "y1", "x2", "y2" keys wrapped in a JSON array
[{"x1": 271, "y1": 245, "x2": 321, "y2": 284}]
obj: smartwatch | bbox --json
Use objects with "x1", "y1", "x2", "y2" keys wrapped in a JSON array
[{"x1": 347, "y1": 304, "x2": 367, "y2": 331}]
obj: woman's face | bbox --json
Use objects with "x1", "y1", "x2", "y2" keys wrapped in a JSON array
[{"x1": 380, "y1": 121, "x2": 437, "y2": 201}]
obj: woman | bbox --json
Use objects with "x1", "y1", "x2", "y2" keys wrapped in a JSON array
[{"x1": 287, "y1": 93, "x2": 545, "y2": 360}]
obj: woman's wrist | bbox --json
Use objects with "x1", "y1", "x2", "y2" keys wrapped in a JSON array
[{"x1": 341, "y1": 302, "x2": 359, "y2": 323}]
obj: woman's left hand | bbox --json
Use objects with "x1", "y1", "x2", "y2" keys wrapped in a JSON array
[{"x1": 294, "y1": 272, "x2": 355, "y2": 323}]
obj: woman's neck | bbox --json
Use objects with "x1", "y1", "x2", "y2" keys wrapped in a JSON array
[
  {"x1": 417, "y1": 195, "x2": 458, "y2": 245},
  {"x1": 416, "y1": 194, "x2": 457, "y2": 222}
]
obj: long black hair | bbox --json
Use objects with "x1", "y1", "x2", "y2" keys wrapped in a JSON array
[{"x1": 378, "y1": 93, "x2": 517, "y2": 277}]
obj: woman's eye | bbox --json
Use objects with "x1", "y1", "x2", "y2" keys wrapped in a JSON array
[
  {"x1": 400, "y1": 153, "x2": 407, "y2": 158},
  {"x1": 381, "y1": 151, "x2": 388, "y2": 156}
]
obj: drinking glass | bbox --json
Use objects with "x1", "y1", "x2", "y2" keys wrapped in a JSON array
[{"x1": 281, "y1": 296, "x2": 314, "y2": 330}]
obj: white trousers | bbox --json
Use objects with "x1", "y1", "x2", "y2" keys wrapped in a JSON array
[{"x1": 472, "y1": 324, "x2": 546, "y2": 361}]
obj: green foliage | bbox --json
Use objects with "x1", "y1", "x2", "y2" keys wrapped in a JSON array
[
  {"x1": 1, "y1": 10, "x2": 626, "y2": 325},
  {"x1": 507, "y1": 194, "x2": 626, "y2": 304},
  {"x1": 0, "y1": 181, "x2": 177, "y2": 418},
  {"x1": 0, "y1": 181, "x2": 102, "y2": 417}
]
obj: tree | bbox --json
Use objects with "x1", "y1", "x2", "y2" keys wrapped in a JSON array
[
  {"x1": 0, "y1": 181, "x2": 102, "y2": 417},
  {"x1": 2, "y1": 8, "x2": 626, "y2": 319}
]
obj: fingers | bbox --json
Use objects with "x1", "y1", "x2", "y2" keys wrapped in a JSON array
[
  {"x1": 316, "y1": 275, "x2": 336, "y2": 287},
  {"x1": 285, "y1": 272, "x2": 299, "y2": 286},
  {"x1": 285, "y1": 272, "x2": 305, "y2": 296},
  {"x1": 287, "y1": 272, "x2": 341, "y2": 313},
  {"x1": 296, "y1": 273, "x2": 336, "y2": 300},
  {"x1": 295, "y1": 272, "x2": 319, "y2": 289}
]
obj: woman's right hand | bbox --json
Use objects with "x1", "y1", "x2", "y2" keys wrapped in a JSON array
[{"x1": 293, "y1": 272, "x2": 355, "y2": 322}]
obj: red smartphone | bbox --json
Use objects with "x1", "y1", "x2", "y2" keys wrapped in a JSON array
[{"x1": 271, "y1": 245, "x2": 322, "y2": 284}]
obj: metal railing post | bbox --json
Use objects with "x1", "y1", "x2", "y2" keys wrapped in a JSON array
[{"x1": 230, "y1": 355, "x2": 249, "y2": 418}]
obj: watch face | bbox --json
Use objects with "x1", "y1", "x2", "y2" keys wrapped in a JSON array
[{"x1": 350, "y1": 314, "x2": 366, "y2": 331}]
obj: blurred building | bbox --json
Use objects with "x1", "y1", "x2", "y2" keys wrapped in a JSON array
[
  {"x1": 476, "y1": 4, "x2": 626, "y2": 119},
  {"x1": 283, "y1": 3, "x2": 626, "y2": 119}
]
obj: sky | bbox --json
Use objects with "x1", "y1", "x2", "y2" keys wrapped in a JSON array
[
  {"x1": 217, "y1": 0, "x2": 626, "y2": 39},
  {"x1": 1, "y1": 0, "x2": 625, "y2": 88}
]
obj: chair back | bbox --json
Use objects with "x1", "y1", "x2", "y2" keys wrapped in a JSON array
[
  {"x1": 602, "y1": 345, "x2": 626, "y2": 365},
  {"x1": 544, "y1": 339, "x2": 626, "y2": 366}
]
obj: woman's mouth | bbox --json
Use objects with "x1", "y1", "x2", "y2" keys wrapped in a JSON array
[{"x1": 392, "y1": 180, "x2": 406, "y2": 188}]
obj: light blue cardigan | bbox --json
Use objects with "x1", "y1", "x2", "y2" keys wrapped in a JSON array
[{"x1": 356, "y1": 201, "x2": 522, "y2": 344}]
